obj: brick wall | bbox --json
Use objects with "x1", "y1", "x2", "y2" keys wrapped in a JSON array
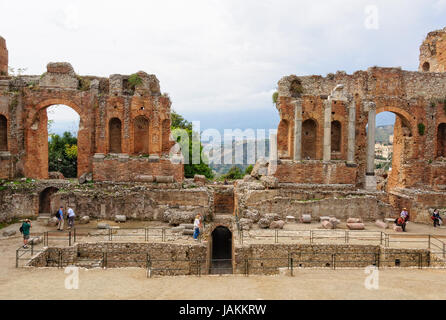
[{"x1": 0, "y1": 37, "x2": 7, "y2": 75}]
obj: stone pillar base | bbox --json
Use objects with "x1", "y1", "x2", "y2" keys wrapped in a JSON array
[{"x1": 365, "y1": 175, "x2": 377, "y2": 190}]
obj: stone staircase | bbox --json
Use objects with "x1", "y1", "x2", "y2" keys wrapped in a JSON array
[
  {"x1": 75, "y1": 257, "x2": 103, "y2": 269},
  {"x1": 37, "y1": 213, "x2": 51, "y2": 224}
]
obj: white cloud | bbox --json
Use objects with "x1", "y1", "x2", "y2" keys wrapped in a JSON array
[{"x1": 0, "y1": 0, "x2": 444, "y2": 124}]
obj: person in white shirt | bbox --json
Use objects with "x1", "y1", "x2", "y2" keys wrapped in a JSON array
[
  {"x1": 193, "y1": 214, "x2": 202, "y2": 241},
  {"x1": 67, "y1": 207, "x2": 76, "y2": 229}
]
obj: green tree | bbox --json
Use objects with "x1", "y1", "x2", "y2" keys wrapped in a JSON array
[
  {"x1": 48, "y1": 132, "x2": 78, "y2": 178},
  {"x1": 223, "y1": 166, "x2": 244, "y2": 180},
  {"x1": 245, "y1": 164, "x2": 254, "y2": 175},
  {"x1": 171, "y1": 110, "x2": 214, "y2": 179}
]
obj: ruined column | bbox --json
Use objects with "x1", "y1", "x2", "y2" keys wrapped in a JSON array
[
  {"x1": 323, "y1": 98, "x2": 332, "y2": 162},
  {"x1": 268, "y1": 132, "x2": 278, "y2": 176},
  {"x1": 347, "y1": 99, "x2": 356, "y2": 164},
  {"x1": 365, "y1": 102, "x2": 377, "y2": 189},
  {"x1": 293, "y1": 99, "x2": 303, "y2": 161}
]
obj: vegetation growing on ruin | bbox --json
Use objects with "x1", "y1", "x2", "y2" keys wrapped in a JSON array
[
  {"x1": 128, "y1": 73, "x2": 143, "y2": 89},
  {"x1": 77, "y1": 76, "x2": 91, "y2": 91},
  {"x1": 418, "y1": 123, "x2": 426, "y2": 136},
  {"x1": 171, "y1": 110, "x2": 214, "y2": 179},
  {"x1": 48, "y1": 132, "x2": 78, "y2": 178},
  {"x1": 272, "y1": 91, "x2": 278, "y2": 104},
  {"x1": 222, "y1": 166, "x2": 245, "y2": 180},
  {"x1": 290, "y1": 78, "x2": 303, "y2": 98}
]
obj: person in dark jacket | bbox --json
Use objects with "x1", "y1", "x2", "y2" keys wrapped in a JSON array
[
  {"x1": 432, "y1": 209, "x2": 442, "y2": 228},
  {"x1": 20, "y1": 219, "x2": 32, "y2": 248}
]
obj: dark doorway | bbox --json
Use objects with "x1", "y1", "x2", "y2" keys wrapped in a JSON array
[
  {"x1": 210, "y1": 226, "x2": 233, "y2": 274},
  {"x1": 39, "y1": 187, "x2": 59, "y2": 215},
  {"x1": 109, "y1": 118, "x2": 122, "y2": 153},
  {"x1": 302, "y1": 119, "x2": 317, "y2": 159}
]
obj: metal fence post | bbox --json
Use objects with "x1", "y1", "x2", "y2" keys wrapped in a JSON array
[
  {"x1": 345, "y1": 230, "x2": 348, "y2": 244},
  {"x1": 443, "y1": 243, "x2": 445, "y2": 259},
  {"x1": 73, "y1": 228, "x2": 77, "y2": 243},
  {"x1": 380, "y1": 232, "x2": 383, "y2": 246},
  {"x1": 428, "y1": 235, "x2": 431, "y2": 250},
  {"x1": 332, "y1": 254, "x2": 336, "y2": 270},
  {"x1": 376, "y1": 253, "x2": 380, "y2": 269},
  {"x1": 275, "y1": 230, "x2": 278, "y2": 244},
  {"x1": 68, "y1": 230, "x2": 72, "y2": 247},
  {"x1": 245, "y1": 259, "x2": 249, "y2": 276},
  {"x1": 108, "y1": 228, "x2": 112, "y2": 241},
  {"x1": 290, "y1": 258, "x2": 294, "y2": 277},
  {"x1": 310, "y1": 230, "x2": 313, "y2": 244},
  {"x1": 31, "y1": 240, "x2": 34, "y2": 256},
  {"x1": 15, "y1": 249, "x2": 18, "y2": 268}
]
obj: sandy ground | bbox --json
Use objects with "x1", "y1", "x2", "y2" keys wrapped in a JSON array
[{"x1": 2, "y1": 219, "x2": 446, "y2": 300}]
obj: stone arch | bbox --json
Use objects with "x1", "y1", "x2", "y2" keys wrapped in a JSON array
[
  {"x1": 302, "y1": 118, "x2": 317, "y2": 159},
  {"x1": 373, "y1": 107, "x2": 416, "y2": 190},
  {"x1": 277, "y1": 119, "x2": 290, "y2": 158},
  {"x1": 331, "y1": 120, "x2": 342, "y2": 153},
  {"x1": 133, "y1": 116, "x2": 149, "y2": 155},
  {"x1": 0, "y1": 114, "x2": 7, "y2": 151},
  {"x1": 437, "y1": 123, "x2": 446, "y2": 158},
  {"x1": 210, "y1": 225, "x2": 233, "y2": 274},
  {"x1": 24, "y1": 99, "x2": 88, "y2": 179},
  {"x1": 109, "y1": 118, "x2": 122, "y2": 153},
  {"x1": 39, "y1": 187, "x2": 59, "y2": 215}
]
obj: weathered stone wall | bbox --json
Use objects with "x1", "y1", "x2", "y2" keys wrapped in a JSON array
[
  {"x1": 419, "y1": 27, "x2": 446, "y2": 73},
  {"x1": 212, "y1": 185, "x2": 234, "y2": 214},
  {"x1": 275, "y1": 66, "x2": 446, "y2": 189},
  {"x1": 389, "y1": 189, "x2": 446, "y2": 223},
  {"x1": 273, "y1": 160, "x2": 357, "y2": 184},
  {"x1": 235, "y1": 182, "x2": 392, "y2": 222},
  {"x1": 0, "y1": 181, "x2": 213, "y2": 222},
  {"x1": 0, "y1": 37, "x2": 7, "y2": 75},
  {"x1": 234, "y1": 244, "x2": 432, "y2": 275},
  {"x1": 0, "y1": 57, "x2": 181, "y2": 182}
]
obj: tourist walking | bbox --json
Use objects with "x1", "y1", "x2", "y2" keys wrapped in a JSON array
[
  {"x1": 432, "y1": 209, "x2": 442, "y2": 228},
  {"x1": 20, "y1": 219, "x2": 31, "y2": 248},
  {"x1": 193, "y1": 214, "x2": 202, "y2": 241},
  {"x1": 67, "y1": 207, "x2": 75, "y2": 229},
  {"x1": 56, "y1": 206, "x2": 64, "y2": 231}
]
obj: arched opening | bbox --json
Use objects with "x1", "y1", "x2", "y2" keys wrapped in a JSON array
[
  {"x1": 47, "y1": 105, "x2": 79, "y2": 178},
  {"x1": 0, "y1": 115, "x2": 7, "y2": 151},
  {"x1": 371, "y1": 110, "x2": 413, "y2": 191},
  {"x1": 133, "y1": 116, "x2": 149, "y2": 155},
  {"x1": 39, "y1": 187, "x2": 59, "y2": 215},
  {"x1": 109, "y1": 118, "x2": 122, "y2": 153},
  {"x1": 331, "y1": 120, "x2": 342, "y2": 153},
  {"x1": 422, "y1": 62, "x2": 430, "y2": 72},
  {"x1": 210, "y1": 226, "x2": 233, "y2": 274},
  {"x1": 302, "y1": 119, "x2": 317, "y2": 159},
  {"x1": 438, "y1": 123, "x2": 446, "y2": 158},
  {"x1": 277, "y1": 119, "x2": 289, "y2": 158}
]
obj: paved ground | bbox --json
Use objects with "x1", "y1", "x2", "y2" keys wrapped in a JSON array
[{"x1": 1, "y1": 219, "x2": 446, "y2": 300}]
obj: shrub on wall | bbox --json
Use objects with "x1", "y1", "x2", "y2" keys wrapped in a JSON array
[{"x1": 418, "y1": 123, "x2": 426, "y2": 136}]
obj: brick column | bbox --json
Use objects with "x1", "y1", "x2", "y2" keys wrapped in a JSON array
[
  {"x1": 293, "y1": 99, "x2": 302, "y2": 161},
  {"x1": 347, "y1": 99, "x2": 356, "y2": 164},
  {"x1": 323, "y1": 98, "x2": 332, "y2": 162},
  {"x1": 365, "y1": 102, "x2": 377, "y2": 189}
]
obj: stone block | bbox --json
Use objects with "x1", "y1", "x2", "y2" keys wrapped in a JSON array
[
  {"x1": 301, "y1": 214, "x2": 312, "y2": 224},
  {"x1": 270, "y1": 220, "x2": 285, "y2": 229},
  {"x1": 244, "y1": 209, "x2": 260, "y2": 223},
  {"x1": 375, "y1": 220, "x2": 388, "y2": 229},
  {"x1": 347, "y1": 218, "x2": 362, "y2": 224},
  {"x1": 347, "y1": 223, "x2": 365, "y2": 230},
  {"x1": 47, "y1": 217, "x2": 59, "y2": 227},
  {"x1": 260, "y1": 176, "x2": 279, "y2": 189},
  {"x1": 329, "y1": 217, "x2": 340, "y2": 228},
  {"x1": 135, "y1": 175, "x2": 155, "y2": 182},
  {"x1": 251, "y1": 159, "x2": 269, "y2": 178},
  {"x1": 183, "y1": 229, "x2": 194, "y2": 236},
  {"x1": 193, "y1": 175, "x2": 207, "y2": 185},
  {"x1": 322, "y1": 220, "x2": 334, "y2": 229},
  {"x1": 258, "y1": 218, "x2": 271, "y2": 229},
  {"x1": 2, "y1": 229, "x2": 16, "y2": 237},
  {"x1": 286, "y1": 216, "x2": 296, "y2": 223},
  {"x1": 180, "y1": 224, "x2": 194, "y2": 230},
  {"x1": 114, "y1": 215, "x2": 127, "y2": 223},
  {"x1": 156, "y1": 176, "x2": 174, "y2": 183},
  {"x1": 393, "y1": 225, "x2": 403, "y2": 232},
  {"x1": 239, "y1": 218, "x2": 253, "y2": 230},
  {"x1": 79, "y1": 216, "x2": 90, "y2": 224},
  {"x1": 97, "y1": 223, "x2": 110, "y2": 229},
  {"x1": 320, "y1": 216, "x2": 331, "y2": 222},
  {"x1": 172, "y1": 226, "x2": 185, "y2": 233}
]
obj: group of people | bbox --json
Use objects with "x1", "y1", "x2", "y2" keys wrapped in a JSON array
[
  {"x1": 394, "y1": 208, "x2": 444, "y2": 231},
  {"x1": 55, "y1": 206, "x2": 76, "y2": 231}
]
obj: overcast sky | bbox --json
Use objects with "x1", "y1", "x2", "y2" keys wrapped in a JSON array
[{"x1": 1, "y1": 0, "x2": 445, "y2": 131}]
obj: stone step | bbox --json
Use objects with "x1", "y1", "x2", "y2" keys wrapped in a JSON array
[{"x1": 76, "y1": 258, "x2": 103, "y2": 269}]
